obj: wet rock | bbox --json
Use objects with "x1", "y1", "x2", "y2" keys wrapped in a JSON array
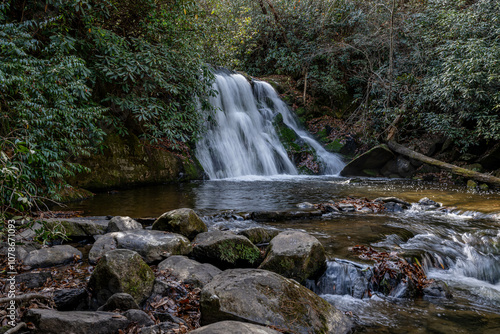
[
  {"x1": 296, "y1": 202, "x2": 316, "y2": 209},
  {"x1": 157, "y1": 255, "x2": 222, "y2": 288},
  {"x1": 251, "y1": 210, "x2": 322, "y2": 221},
  {"x1": 88, "y1": 249, "x2": 155, "y2": 305},
  {"x1": 423, "y1": 281, "x2": 453, "y2": 299},
  {"x1": 340, "y1": 144, "x2": 395, "y2": 177},
  {"x1": 258, "y1": 231, "x2": 326, "y2": 283},
  {"x1": 467, "y1": 180, "x2": 478, "y2": 190},
  {"x1": 237, "y1": 228, "x2": 280, "y2": 245},
  {"x1": 88, "y1": 230, "x2": 192, "y2": 264},
  {"x1": 191, "y1": 321, "x2": 281, "y2": 334},
  {"x1": 24, "y1": 309, "x2": 130, "y2": 334},
  {"x1": 383, "y1": 202, "x2": 405, "y2": 212},
  {"x1": 40, "y1": 217, "x2": 109, "y2": 237},
  {"x1": 417, "y1": 197, "x2": 441, "y2": 210},
  {"x1": 15, "y1": 271, "x2": 52, "y2": 289},
  {"x1": 53, "y1": 288, "x2": 89, "y2": 311},
  {"x1": 123, "y1": 309, "x2": 155, "y2": 327},
  {"x1": 479, "y1": 183, "x2": 489, "y2": 192},
  {"x1": 374, "y1": 197, "x2": 411, "y2": 207},
  {"x1": 192, "y1": 231, "x2": 261, "y2": 269},
  {"x1": 337, "y1": 203, "x2": 355, "y2": 212},
  {"x1": 23, "y1": 245, "x2": 82, "y2": 269},
  {"x1": 107, "y1": 216, "x2": 142, "y2": 232},
  {"x1": 200, "y1": 269, "x2": 352, "y2": 334},
  {"x1": 321, "y1": 203, "x2": 340, "y2": 213},
  {"x1": 97, "y1": 293, "x2": 139, "y2": 311},
  {"x1": 152, "y1": 208, "x2": 207, "y2": 240}
]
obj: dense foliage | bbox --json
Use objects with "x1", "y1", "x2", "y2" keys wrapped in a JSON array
[
  {"x1": 1, "y1": 0, "x2": 214, "y2": 217},
  {"x1": 2, "y1": 0, "x2": 499, "y2": 217}
]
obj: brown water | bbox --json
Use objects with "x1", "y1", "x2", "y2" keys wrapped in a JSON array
[{"x1": 60, "y1": 176, "x2": 500, "y2": 333}]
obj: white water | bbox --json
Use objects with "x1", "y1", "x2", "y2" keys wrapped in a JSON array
[{"x1": 195, "y1": 72, "x2": 345, "y2": 179}]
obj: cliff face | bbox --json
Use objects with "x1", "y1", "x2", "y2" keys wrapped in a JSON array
[{"x1": 68, "y1": 134, "x2": 203, "y2": 191}]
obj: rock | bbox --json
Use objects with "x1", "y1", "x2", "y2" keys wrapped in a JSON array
[
  {"x1": 395, "y1": 156, "x2": 415, "y2": 177},
  {"x1": 152, "y1": 208, "x2": 207, "y2": 240},
  {"x1": 296, "y1": 202, "x2": 316, "y2": 209},
  {"x1": 157, "y1": 256, "x2": 221, "y2": 288},
  {"x1": 252, "y1": 210, "x2": 322, "y2": 221},
  {"x1": 88, "y1": 229, "x2": 192, "y2": 264},
  {"x1": 190, "y1": 321, "x2": 281, "y2": 334},
  {"x1": 123, "y1": 309, "x2": 155, "y2": 327},
  {"x1": 374, "y1": 197, "x2": 411, "y2": 207},
  {"x1": 337, "y1": 203, "x2": 355, "y2": 212},
  {"x1": 479, "y1": 183, "x2": 489, "y2": 191},
  {"x1": 201, "y1": 269, "x2": 352, "y2": 334},
  {"x1": 23, "y1": 245, "x2": 82, "y2": 269},
  {"x1": 88, "y1": 249, "x2": 155, "y2": 305},
  {"x1": 140, "y1": 322, "x2": 180, "y2": 334},
  {"x1": 423, "y1": 281, "x2": 453, "y2": 299},
  {"x1": 192, "y1": 231, "x2": 261, "y2": 269},
  {"x1": 53, "y1": 288, "x2": 89, "y2": 311},
  {"x1": 107, "y1": 216, "x2": 142, "y2": 232},
  {"x1": 417, "y1": 197, "x2": 441, "y2": 210},
  {"x1": 24, "y1": 309, "x2": 130, "y2": 334},
  {"x1": 384, "y1": 202, "x2": 405, "y2": 212},
  {"x1": 467, "y1": 180, "x2": 478, "y2": 190},
  {"x1": 97, "y1": 293, "x2": 139, "y2": 311},
  {"x1": 15, "y1": 271, "x2": 52, "y2": 289},
  {"x1": 237, "y1": 228, "x2": 280, "y2": 245},
  {"x1": 40, "y1": 217, "x2": 109, "y2": 237},
  {"x1": 258, "y1": 231, "x2": 326, "y2": 283},
  {"x1": 340, "y1": 144, "x2": 395, "y2": 177}
]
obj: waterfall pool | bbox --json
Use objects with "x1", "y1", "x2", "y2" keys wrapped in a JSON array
[{"x1": 60, "y1": 176, "x2": 500, "y2": 333}]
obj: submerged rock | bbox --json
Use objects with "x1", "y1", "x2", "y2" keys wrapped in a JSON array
[
  {"x1": 157, "y1": 255, "x2": 222, "y2": 288},
  {"x1": 88, "y1": 230, "x2": 191, "y2": 264},
  {"x1": 192, "y1": 231, "x2": 261, "y2": 269},
  {"x1": 152, "y1": 208, "x2": 207, "y2": 240},
  {"x1": 200, "y1": 269, "x2": 352, "y2": 334},
  {"x1": 191, "y1": 321, "x2": 281, "y2": 334},
  {"x1": 23, "y1": 245, "x2": 82, "y2": 269},
  {"x1": 88, "y1": 249, "x2": 155, "y2": 305},
  {"x1": 24, "y1": 309, "x2": 130, "y2": 334},
  {"x1": 258, "y1": 231, "x2": 326, "y2": 283}
]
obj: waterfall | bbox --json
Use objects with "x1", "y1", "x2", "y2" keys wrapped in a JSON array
[{"x1": 195, "y1": 72, "x2": 345, "y2": 179}]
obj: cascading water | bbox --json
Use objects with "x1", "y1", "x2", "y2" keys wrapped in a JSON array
[{"x1": 195, "y1": 72, "x2": 345, "y2": 179}]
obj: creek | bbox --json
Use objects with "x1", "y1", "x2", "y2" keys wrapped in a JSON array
[{"x1": 64, "y1": 72, "x2": 500, "y2": 332}]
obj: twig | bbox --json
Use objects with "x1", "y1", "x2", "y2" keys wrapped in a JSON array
[
  {"x1": 0, "y1": 293, "x2": 52, "y2": 305},
  {"x1": 5, "y1": 322, "x2": 27, "y2": 334}
]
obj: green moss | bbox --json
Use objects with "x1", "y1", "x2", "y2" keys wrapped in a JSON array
[
  {"x1": 218, "y1": 241, "x2": 260, "y2": 265},
  {"x1": 325, "y1": 139, "x2": 343, "y2": 153}
]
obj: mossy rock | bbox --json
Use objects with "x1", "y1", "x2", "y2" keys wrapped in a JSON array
[
  {"x1": 192, "y1": 231, "x2": 262, "y2": 269},
  {"x1": 152, "y1": 208, "x2": 207, "y2": 240},
  {"x1": 258, "y1": 231, "x2": 327, "y2": 283},
  {"x1": 200, "y1": 269, "x2": 352, "y2": 334},
  {"x1": 88, "y1": 249, "x2": 155, "y2": 305},
  {"x1": 237, "y1": 228, "x2": 280, "y2": 245}
]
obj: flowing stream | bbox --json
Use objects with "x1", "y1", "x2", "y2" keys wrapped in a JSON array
[{"x1": 62, "y1": 72, "x2": 500, "y2": 333}]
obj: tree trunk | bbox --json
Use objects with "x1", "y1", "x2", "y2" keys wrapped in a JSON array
[{"x1": 387, "y1": 141, "x2": 500, "y2": 187}]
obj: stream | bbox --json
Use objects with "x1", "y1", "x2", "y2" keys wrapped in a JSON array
[{"x1": 62, "y1": 176, "x2": 500, "y2": 333}]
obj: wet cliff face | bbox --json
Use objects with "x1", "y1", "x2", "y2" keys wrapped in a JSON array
[{"x1": 68, "y1": 134, "x2": 203, "y2": 191}]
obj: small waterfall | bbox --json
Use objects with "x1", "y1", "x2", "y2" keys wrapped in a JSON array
[{"x1": 196, "y1": 72, "x2": 345, "y2": 179}]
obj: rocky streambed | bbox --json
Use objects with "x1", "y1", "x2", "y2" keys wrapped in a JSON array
[{"x1": 1, "y1": 196, "x2": 488, "y2": 334}]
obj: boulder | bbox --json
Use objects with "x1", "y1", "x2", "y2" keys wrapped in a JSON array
[
  {"x1": 258, "y1": 231, "x2": 326, "y2": 283},
  {"x1": 152, "y1": 208, "x2": 207, "y2": 240},
  {"x1": 107, "y1": 216, "x2": 142, "y2": 232},
  {"x1": 24, "y1": 309, "x2": 130, "y2": 334},
  {"x1": 201, "y1": 269, "x2": 352, "y2": 334},
  {"x1": 23, "y1": 245, "x2": 82, "y2": 269},
  {"x1": 157, "y1": 256, "x2": 221, "y2": 288},
  {"x1": 140, "y1": 322, "x2": 180, "y2": 334},
  {"x1": 192, "y1": 231, "x2": 261, "y2": 269},
  {"x1": 53, "y1": 288, "x2": 89, "y2": 311},
  {"x1": 237, "y1": 228, "x2": 280, "y2": 245},
  {"x1": 88, "y1": 230, "x2": 192, "y2": 264},
  {"x1": 88, "y1": 249, "x2": 155, "y2": 305},
  {"x1": 340, "y1": 144, "x2": 395, "y2": 177},
  {"x1": 15, "y1": 271, "x2": 52, "y2": 289},
  {"x1": 191, "y1": 321, "x2": 280, "y2": 334},
  {"x1": 39, "y1": 217, "x2": 109, "y2": 237},
  {"x1": 123, "y1": 309, "x2": 155, "y2": 327},
  {"x1": 97, "y1": 293, "x2": 139, "y2": 311}
]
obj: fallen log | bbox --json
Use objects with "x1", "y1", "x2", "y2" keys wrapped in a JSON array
[{"x1": 387, "y1": 141, "x2": 500, "y2": 187}]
